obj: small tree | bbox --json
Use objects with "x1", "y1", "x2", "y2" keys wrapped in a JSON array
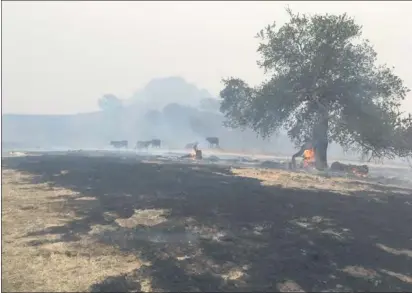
[{"x1": 220, "y1": 8, "x2": 411, "y2": 169}]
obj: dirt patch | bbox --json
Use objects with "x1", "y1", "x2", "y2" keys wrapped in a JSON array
[{"x1": 2, "y1": 154, "x2": 412, "y2": 292}]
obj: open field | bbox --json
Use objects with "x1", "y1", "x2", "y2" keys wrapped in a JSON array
[{"x1": 2, "y1": 151, "x2": 412, "y2": 292}]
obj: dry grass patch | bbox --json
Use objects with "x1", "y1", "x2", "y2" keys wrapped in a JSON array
[
  {"x1": 341, "y1": 265, "x2": 380, "y2": 280},
  {"x1": 277, "y1": 280, "x2": 305, "y2": 292},
  {"x1": 231, "y1": 167, "x2": 381, "y2": 195},
  {"x1": 115, "y1": 208, "x2": 169, "y2": 228},
  {"x1": 1, "y1": 169, "x2": 142, "y2": 292},
  {"x1": 380, "y1": 269, "x2": 412, "y2": 284},
  {"x1": 376, "y1": 243, "x2": 412, "y2": 258}
]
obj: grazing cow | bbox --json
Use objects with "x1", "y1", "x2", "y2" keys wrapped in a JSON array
[
  {"x1": 150, "y1": 139, "x2": 161, "y2": 148},
  {"x1": 206, "y1": 137, "x2": 219, "y2": 148},
  {"x1": 110, "y1": 140, "x2": 128, "y2": 148},
  {"x1": 135, "y1": 140, "x2": 151, "y2": 150}
]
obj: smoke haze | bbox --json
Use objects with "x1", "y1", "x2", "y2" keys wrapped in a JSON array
[{"x1": 2, "y1": 1, "x2": 411, "y2": 161}]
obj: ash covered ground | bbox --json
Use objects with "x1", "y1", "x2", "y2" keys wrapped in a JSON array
[{"x1": 2, "y1": 148, "x2": 412, "y2": 292}]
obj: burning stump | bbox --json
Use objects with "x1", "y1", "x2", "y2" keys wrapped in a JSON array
[
  {"x1": 194, "y1": 149, "x2": 202, "y2": 160},
  {"x1": 290, "y1": 148, "x2": 316, "y2": 170},
  {"x1": 302, "y1": 148, "x2": 316, "y2": 168},
  {"x1": 180, "y1": 144, "x2": 203, "y2": 160},
  {"x1": 330, "y1": 161, "x2": 369, "y2": 177}
]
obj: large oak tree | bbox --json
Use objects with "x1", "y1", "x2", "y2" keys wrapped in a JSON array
[{"x1": 220, "y1": 8, "x2": 411, "y2": 169}]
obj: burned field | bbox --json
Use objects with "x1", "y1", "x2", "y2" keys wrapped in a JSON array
[{"x1": 2, "y1": 152, "x2": 412, "y2": 292}]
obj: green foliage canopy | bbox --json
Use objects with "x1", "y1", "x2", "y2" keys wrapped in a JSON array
[{"x1": 220, "y1": 8, "x2": 411, "y2": 160}]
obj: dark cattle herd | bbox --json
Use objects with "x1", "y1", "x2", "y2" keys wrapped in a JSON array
[
  {"x1": 135, "y1": 139, "x2": 162, "y2": 150},
  {"x1": 110, "y1": 137, "x2": 220, "y2": 150},
  {"x1": 150, "y1": 139, "x2": 161, "y2": 148},
  {"x1": 135, "y1": 140, "x2": 152, "y2": 150},
  {"x1": 110, "y1": 140, "x2": 128, "y2": 148}
]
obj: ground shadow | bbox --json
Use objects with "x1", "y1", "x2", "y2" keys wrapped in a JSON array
[{"x1": 3, "y1": 154, "x2": 412, "y2": 292}]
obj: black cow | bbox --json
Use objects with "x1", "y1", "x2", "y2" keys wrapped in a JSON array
[
  {"x1": 110, "y1": 140, "x2": 128, "y2": 148},
  {"x1": 135, "y1": 140, "x2": 151, "y2": 150},
  {"x1": 150, "y1": 139, "x2": 161, "y2": 148},
  {"x1": 206, "y1": 137, "x2": 219, "y2": 148}
]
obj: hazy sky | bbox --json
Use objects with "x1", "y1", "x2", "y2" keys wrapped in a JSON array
[{"x1": 2, "y1": 1, "x2": 412, "y2": 114}]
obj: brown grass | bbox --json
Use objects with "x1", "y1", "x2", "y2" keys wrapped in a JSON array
[
  {"x1": 231, "y1": 168, "x2": 392, "y2": 195},
  {"x1": 2, "y1": 169, "x2": 142, "y2": 292},
  {"x1": 2, "y1": 154, "x2": 412, "y2": 292}
]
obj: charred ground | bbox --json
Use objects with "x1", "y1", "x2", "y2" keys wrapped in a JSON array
[{"x1": 2, "y1": 153, "x2": 412, "y2": 292}]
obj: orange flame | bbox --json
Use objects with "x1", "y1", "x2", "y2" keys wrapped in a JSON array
[
  {"x1": 352, "y1": 168, "x2": 367, "y2": 178},
  {"x1": 303, "y1": 148, "x2": 315, "y2": 168},
  {"x1": 189, "y1": 149, "x2": 202, "y2": 160}
]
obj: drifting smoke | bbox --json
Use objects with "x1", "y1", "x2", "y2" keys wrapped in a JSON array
[
  {"x1": 2, "y1": 76, "x2": 393, "y2": 162},
  {"x1": 2, "y1": 77, "x2": 281, "y2": 153}
]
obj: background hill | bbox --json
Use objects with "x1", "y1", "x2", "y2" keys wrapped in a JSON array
[{"x1": 3, "y1": 76, "x2": 355, "y2": 158}]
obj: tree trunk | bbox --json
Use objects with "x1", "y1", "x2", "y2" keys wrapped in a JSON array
[
  {"x1": 313, "y1": 117, "x2": 329, "y2": 170},
  {"x1": 315, "y1": 140, "x2": 328, "y2": 170}
]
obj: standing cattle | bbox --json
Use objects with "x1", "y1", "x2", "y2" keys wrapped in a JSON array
[
  {"x1": 110, "y1": 140, "x2": 128, "y2": 148},
  {"x1": 150, "y1": 139, "x2": 161, "y2": 148},
  {"x1": 135, "y1": 140, "x2": 151, "y2": 150},
  {"x1": 206, "y1": 137, "x2": 219, "y2": 148}
]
